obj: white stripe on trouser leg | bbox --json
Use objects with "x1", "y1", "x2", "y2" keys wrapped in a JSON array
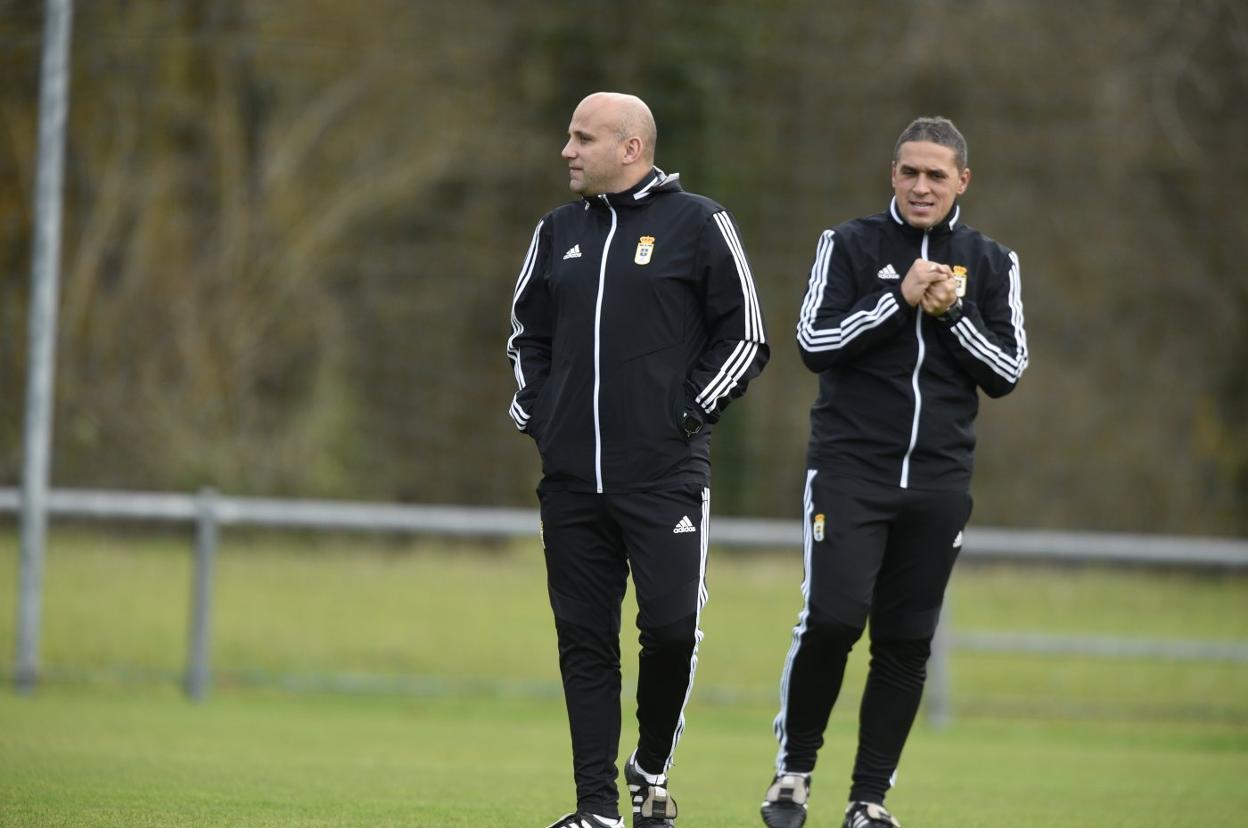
[
  {"x1": 773, "y1": 469, "x2": 817, "y2": 771},
  {"x1": 661, "y1": 486, "x2": 711, "y2": 771}
]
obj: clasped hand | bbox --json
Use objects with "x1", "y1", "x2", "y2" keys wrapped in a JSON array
[{"x1": 900, "y1": 258, "x2": 957, "y2": 316}]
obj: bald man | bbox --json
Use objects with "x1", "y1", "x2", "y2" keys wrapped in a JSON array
[{"x1": 508, "y1": 92, "x2": 769, "y2": 828}]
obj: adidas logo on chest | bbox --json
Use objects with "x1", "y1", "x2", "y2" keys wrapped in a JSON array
[
  {"x1": 877, "y1": 263, "x2": 900, "y2": 280},
  {"x1": 563, "y1": 244, "x2": 582, "y2": 260}
]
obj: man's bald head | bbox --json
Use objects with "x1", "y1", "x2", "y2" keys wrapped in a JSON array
[
  {"x1": 579, "y1": 92, "x2": 657, "y2": 164},
  {"x1": 562, "y1": 92, "x2": 658, "y2": 196}
]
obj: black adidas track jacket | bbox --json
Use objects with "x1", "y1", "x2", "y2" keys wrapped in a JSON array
[
  {"x1": 508, "y1": 167, "x2": 769, "y2": 494},
  {"x1": 796, "y1": 198, "x2": 1028, "y2": 491}
]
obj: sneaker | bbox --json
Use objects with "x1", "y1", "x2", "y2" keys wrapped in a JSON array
[
  {"x1": 624, "y1": 752, "x2": 678, "y2": 827},
  {"x1": 760, "y1": 773, "x2": 810, "y2": 828},
  {"x1": 843, "y1": 801, "x2": 901, "y2": 828},
  {"x1": 544, "y1": 813, "x2": 625, "y2": 828}
]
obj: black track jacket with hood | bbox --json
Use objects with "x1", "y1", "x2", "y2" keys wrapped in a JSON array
[
  {"x1": 508, "y1": 167, "x2": 769, "y2": 494},
  {"x1": 796, "y1": 197, "x2": 1028, "y2": 492}
]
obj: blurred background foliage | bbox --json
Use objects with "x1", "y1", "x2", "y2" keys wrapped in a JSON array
[{"x1": 1, "y1": 0, "x2": 1245, "y2": 533}]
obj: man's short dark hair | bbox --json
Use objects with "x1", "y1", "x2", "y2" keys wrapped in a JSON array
[{"x1": 894, "y1": 116, "x2": 968, "y2": 170}]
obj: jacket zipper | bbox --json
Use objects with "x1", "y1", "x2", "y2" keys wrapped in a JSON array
[
  {"x1": 593, "y1": 195, "x2": 618, "y2": 493},
  {"x1": 900, "y1": 231, "x2": 929, "y2": 488}
]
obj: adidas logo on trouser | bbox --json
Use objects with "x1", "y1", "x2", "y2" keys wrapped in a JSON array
[{"x1": 672, "y1": 515, "x2": 696, "y2": 533}]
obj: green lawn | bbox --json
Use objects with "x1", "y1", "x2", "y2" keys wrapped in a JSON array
[
  {"x1": 1, "y1": 689, "x2": 1244, "y2": 827},
  {"x1": 1, "y1": 529, "x2": 1246, "y2": 826}
]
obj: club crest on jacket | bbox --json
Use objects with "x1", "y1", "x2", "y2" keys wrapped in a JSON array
[{"x1": 635, "y1": 235, "x2": 655, "y2": 265}]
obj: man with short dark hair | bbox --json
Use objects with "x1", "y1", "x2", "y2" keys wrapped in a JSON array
[
  {"x1": 508, "y1": 91, "x2": 769, "y2": 828},
  {"x1": 758, "y1": 116, "x2": 1028, "y2": 828}
]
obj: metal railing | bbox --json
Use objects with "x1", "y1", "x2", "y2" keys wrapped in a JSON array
[{"x1": 4, "y1": 487, "x2": 1247, "y2": 716}]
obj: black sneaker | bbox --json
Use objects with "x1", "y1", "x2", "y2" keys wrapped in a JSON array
[
  {"x1": 544, "y1": 813, "x2": 625, "y2": 828},
  {"x1": 760, "y1": 772, "x2": 810, "y2": 828},
  {"x1": 624, "y1": 752, "x2": 677, "y2": 827},
  {"x1": 843, "y1": 801, "x2": 901, "y2": 828}
]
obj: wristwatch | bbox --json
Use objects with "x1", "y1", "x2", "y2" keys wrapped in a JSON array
[
  {"x1": 940, "y1": 298, "x2": 964, "y2": 323},
  {"x1": 679, "y1": 409, "x2": 704, "y2": 438}
]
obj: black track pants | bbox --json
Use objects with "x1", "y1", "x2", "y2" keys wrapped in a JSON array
[
  {"x1": 539, "y1": 486, "x2": 710, "y2": 817},
  {"x1": 772, "y1": 471, "x2": 971, "y2": 802}
]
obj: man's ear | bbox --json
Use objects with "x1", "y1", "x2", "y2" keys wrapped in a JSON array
[
  {"x1": 622, "y1": 136, "x2": 644, "y2": 165},
  {"x1": 957, "y1": 166, "x2": 972, "y2": 195}
]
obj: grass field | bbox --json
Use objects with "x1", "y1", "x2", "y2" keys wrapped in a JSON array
[{"x1": 1, "y1": 529, "x2": 1247, "y2": 826}]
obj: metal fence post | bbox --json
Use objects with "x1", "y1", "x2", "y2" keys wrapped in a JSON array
[
  {"x1": 926, "y1": 587, "x2": 953, "y2": 728},
  {"x1": 15, "y1": 0, "x2": 75, "y2": 696},
  {"x1": 185, "y1": 487, "x2": 218, "y2": 702}
]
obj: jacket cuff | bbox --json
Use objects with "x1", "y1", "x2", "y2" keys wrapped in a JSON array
[
  {"x1": 684, "y1": 384, "x2": 720, "y2": 425},
  {"x1": 891, "y1": 284, "x2": 917, "y2": 319}
]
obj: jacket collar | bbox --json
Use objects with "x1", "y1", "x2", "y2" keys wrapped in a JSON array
[
  {"x1": 888, "y1": 196, "x2": 960, "y2": 237},
  {"x1": 585, "y1": 166, "x2": 682, "y2": 210}
]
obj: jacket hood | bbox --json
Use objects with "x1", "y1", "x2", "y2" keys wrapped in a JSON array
[
  {"x1": 585, "y1": 166, "x2": 683, "y2": 210},
  {"x1": 888, "y1": 196, "x2": 961, "y2": 237}
]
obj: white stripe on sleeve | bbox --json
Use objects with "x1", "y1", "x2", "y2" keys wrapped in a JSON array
[
  {"x1": 505, "y1": 219, "x2": 545, "y2": 390},
  {"x1": 796, "y1": 230, "x2": 900, "y2": 353},
  {"x1": 950, "y1": 252, "x2": 1028, "y2": 382},
  {"x1": 693, "y1": 212, "x2": 766, "y2": 413}
]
